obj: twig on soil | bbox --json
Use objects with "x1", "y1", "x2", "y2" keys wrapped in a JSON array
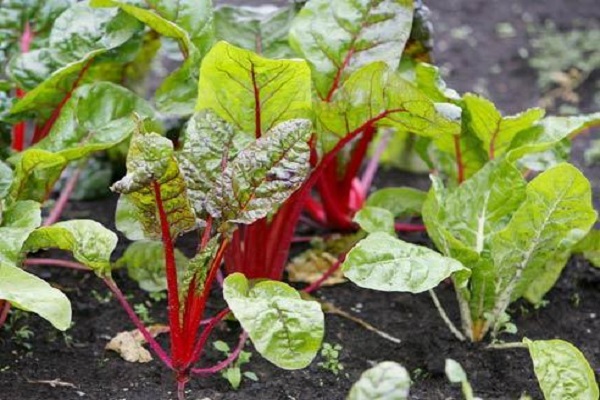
[
  {"x1": 428, "y1": 289, "x2": 466, "y2": 342},
  {"x1": 25, "y1": 377, "x2": 77, "y2": 388},
  {"x1": 486, "y1": 342, "x2": 528, "y2": 350}
]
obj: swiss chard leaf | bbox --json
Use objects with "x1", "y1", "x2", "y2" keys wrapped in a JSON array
[
  {"x1": 0, "y1": 200, "x2": 42, "y2": 264},
  {"x1": 33, "y1": 82, "x2": 157, "y2": 161},
  {"x1": 0, "y1": 261, "x2": 72, "y2": 330},
  {"x1": 197, "y1": 41, "x2": 312, "y2": 137},
  {"x1": 289, "y1": 0, "x2": 414, "y2": 100},
  {"x1": 491, "y1": 164, "x2": 596, "y2": 313},
  {"x1": 365, "y1": 187, "x2": 427, "y2": 218},
  {"x1": 8, "y1": 149, "x2": 67, "y2": 203},
  {"x1": 111, "y1": 128, "x2": 197, "y2": 238},
  {"x1": 573, "y1": 230, "x2": 600, "y2": 268},
  {"x1": 524, "y1": 338, "x2": 599, "y2": 400},
  {"x1": 9, "y1": 2, "x2": 143, "y2": 120},
  {"x1": 342, "y1": 232, "x2": 467, "y2": 293},
  {"x1": 463, "y1": 93, "x2": 544, "y2": 159},
  {"x1": 214, "y1": 4, "x2": 298, "y2": 58},
  {"x1": 115, "y1": 240, "x2": 188, "y2": 292},
  {"x1": 223, "y1": 273, "x2": 324, "y2": 370},
  {"x1": 23, "y1": 219, "x2": 118, "y2": 276},
  {"x1": 353, "y1": 206, "x2": 395, "y2": 235},
  {"x1": 176, "y1": 110, "x2": 251, "y2": 218},
  {"x1": 205, "y1": 119, "x2": 312, "y2": 225},
  {"x1": 347, "y1": 361, "x2": 411, "y2": 400}
]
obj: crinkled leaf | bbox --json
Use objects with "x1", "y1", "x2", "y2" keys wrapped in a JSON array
[
  {"x1": 522, "y1": 250, "x2": 571, "y2": 304},
  {"x1": 347, "y1": 361, "x2": 410, "y2": 400},
  {"x1": 508, "y1": 113, "x2": 600, "y2": 161},
  {"x1": 111, "y1": 130, "x2": 196, "y2": 238},
  {"x1": 353, "y1": 206, "x2": 394, "y2": 234},
  {"x1": 115, "y1": 195, "x2": 146, "y2": 241},
  {"x1": 214, "y1": 4, "x2": 298, "y2": 58},
  {"x1": 366, "y1": 187, "x2": 427, "y2": 218},
  {"x1": 23, "y1": 219, "x2": 118, "y2": 276},
  {"x1": 154, "y1": 53, "x2": 200, "y2": 115},
  {"x1": 0, "y1": 161, "x2": 14, "y2": 199},
  {"x1": 524, "y1": 338, "x2": 599, "y2": 400},
  {"x1": 573, "y1": 230, "x2": 600, "y2": 268},
  {"x1": 0, "y1": 201, "x2": 42, "y2": 264},
  {"x1": 316, "y1": 63, "x2": 460, "y2": 153},
  {"x1": 9, "y1": 3, "x2": 142, "y2": 119},
  {"x1": 289, "y1": 0, "x2": 414, "y2": 99},
  {"x1": 342, "y1": 232, "x2": 467, "y2": 293},
  {"x1": 33, "y1": 82, "x2": 156, "y2": 161},
  {"x1": 115, "y1": 240, "x2": 188, "y2": 292},
  {"x1": 463, "y1": 93, "x2": 544, "y2": 159},
  {"x1": 176, "y1": 110, "x2": 251, "y2": 218},
  {"x1": 196, "y1": 41, "x2": 312, "y2": 136},
  {"x1": 206, "y1": 119, "x2": 311, "y2": 224},
  {"x1": 491, "y1": 164, "x2": 596, "y2": 314},
  {"x1": 8, "y1": 149, "x2": 67, "y2": 203},
  {"x1": 0, "y1": 262, "x2": 71, "y2": 330},
  {"x1": 223, "y1": 273, "x2": 324, "y2": 370}
]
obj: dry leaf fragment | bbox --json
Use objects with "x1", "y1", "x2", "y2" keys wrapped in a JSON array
[{"x1": 105, "y1": 324, "x2": 169, "y2": 363}]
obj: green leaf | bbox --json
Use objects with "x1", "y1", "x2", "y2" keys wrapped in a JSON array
[
  {"x1": 366, "y1": 187, "x2": 427, "y2": 218},
  {"x1": 347, "y1": 361, "x2": 410, "y2": 400},
  {"x1": 342, "y1": 232, "x2": 467, "y2": 293},
  {"x1": 508, "y1": 113, "x2": 600, "y2": 161},
  {"x1": 9, "y1": 3, "x2": 142, "y2": 119},
  {"x1": 491, "y1": 164, "x2": 596, "y2": 315},
  {"x1": 0, "y1": 262, "x2": 71, "y2": 331},
  {"x1": 0, "y1": 161, "x2": 14, "y2": 199},
  {"x1": 0, "y1": 201, "x2": 42, "y2": 264},
  {"x1": 114, "y1": 195, "x2": 146, "y2": 241},
  {"x1": 223, "y1": 273, "x2": 324, "y2": 370},
  {"x1": 154, "y1": 53, "x2": 200, "y2": 115},
  {"x1": 205, "y1": 119, "x2": 311, "y2": 225},
  {"x1": 353, "y1": 206, "x2": 394, "y2": 234},
  {"x1": 573, "y1": 230, "x2": 600, "y2": 268},
  {"x1": 8, "y1": 149, "x2": 67, "y2": 203},
  {"x1": 214, "y1": 5, "x2": 298, "y2": 58},
  {"x1": 289, "y1": 0, "x2": 414, "y2": 99},
  {"x1": 23, "y1": 219, "x2": 118, "y2": 276},
  {"x1": 524, "y1": 338, "x2": 599, "y2": 400},
  {"x1": 196, "y1": 41, "x2": 312, "y2": 136},
  {"x1": 34, "y1": 82, "x2": 156, "y2": 161},
  {"x1": 463, "y1": 93, "x2": 544, "y2": 159},
  {"x1": 176, "y1": 110, "x2": 251, "y2": 218},
  {"x1": 445, "y1": 359, "x2": 467, "y2": 383},
  {"x1": 316, "y1": 63, "x2": 461, "y2": 153},
  {"x1": 115, "y1": 240, "x2": 188, "y2": 292},
  {"x1": 111, "y1": 128, "x2": 197, "y2": 238}
]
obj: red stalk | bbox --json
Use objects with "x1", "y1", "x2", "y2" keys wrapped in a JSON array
[
  {"x1": 302, "y1": 258, "x2": 344, "y2": 294},
  {"x1": 192, "y1": 331, "x2": 249, "y2": 375},
  {"x1": 32, "y1": 59, "x2": 93, "y2": 145},
  {"x1": 187, "y1": 308, "x2": 230, "y2": 368},
  {"x1": 394, "y1": 222, "x2": 427, "y2": 232},
  {"x1": 23, "y1": 258, "x2": 91, "y2": 271},
  {"x1": 251, "y1": 64, "x2": 261, "y2": 138},
  {"x1": 152, "y1": 181, "x2": 183, "y2": 365},
  {"x1": 11, "y1": 22, "x2": 34, "y2": 152},
  {"x1": 0, "y1": 301, "x2": 11, "y2": 328},
  {"x1": 453, "y1": 135, "x2": 465, "y2": 184},
  {"x1": 44, "y1": 166, "x2": 83, "y2": 226}
]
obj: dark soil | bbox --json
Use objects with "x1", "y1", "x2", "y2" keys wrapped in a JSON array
[{"x1": 1, "y1": 1, "x2": 599, "y2": 400}]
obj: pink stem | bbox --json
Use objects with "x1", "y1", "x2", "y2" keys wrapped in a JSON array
[
  {"x1": 23, "y1": 258, "x2": 91, "y2": 271},
  {"x1": 0, "y1": 301, "x2": 11, "y2": 327},
  {"x1": 360, "y1": 130, "x2": 392, "y2": 192},
  {"x1": 44, "y1": 166, "x2": 83, "y2": 226},
  {"x1": 188, "y1": 308, "x2": 230, "y2": 368},
  {"x1": 394, "y1": 222, "x2": 427, "y2": 232},
  {"x1": 303, "y1": 257, "x2": 345, "y2": 294},
  {"x1": 191, "y1": 331, "x2": 249, "y2": 375},
  {"x1": 103, "y1": 277, "x2": 173, "y2": 369}
]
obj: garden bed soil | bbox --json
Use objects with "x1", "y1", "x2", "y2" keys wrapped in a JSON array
[{"x1": 1, "y1": 0, "x2": 599, "y2": 399}]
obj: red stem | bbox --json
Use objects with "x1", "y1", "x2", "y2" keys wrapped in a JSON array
[
  {"x1": 152, "y1": 181, "x2": 183, "y2": 365},
  {"x1": 303, "y1": 258, "x2": 344, "y2": 294},
  {"x1": 361, "y1": 129, "x2": 392, "y2": 191},
  {"x1": 23, "y1": 258, "x2": 91, "y2": 271},
  {"x1": 103, "y1": 277, "x2": 173, "y2": 369},
  {"x1": 0, "y1": 301, "x2": 11, "y2": 328},
  {"x1": 11, "y1": 22, "x2": 33, "y2": 152},
  {"x1": 44, "y1": 166, "x2": 83, "y2": 226},
  {"x1": 325, "y1": 48, "x2": 355, "y2": 102},
  {"x1": 453, "y1": 135, "x2": 465, "y2": 184},
  {"x1": 32, "y1": 59, "x2": 93, "y2": 145},
  {"x1": 251, "y1": 64, "x2": 261, "y2": 138},
  {"x1": 191, "y1": 331, "x2": 249, "y2": 375},
  {"x1": 187, "y1": 308, "x2": 230, "y2": 368},
  {"x1": 394, "y1": 222, "x2": 427, "y2": 232}
]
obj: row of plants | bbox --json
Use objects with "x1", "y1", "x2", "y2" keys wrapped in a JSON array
[{"x1": 0, "y1": 0, "x2": 598, "y2": 399}]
